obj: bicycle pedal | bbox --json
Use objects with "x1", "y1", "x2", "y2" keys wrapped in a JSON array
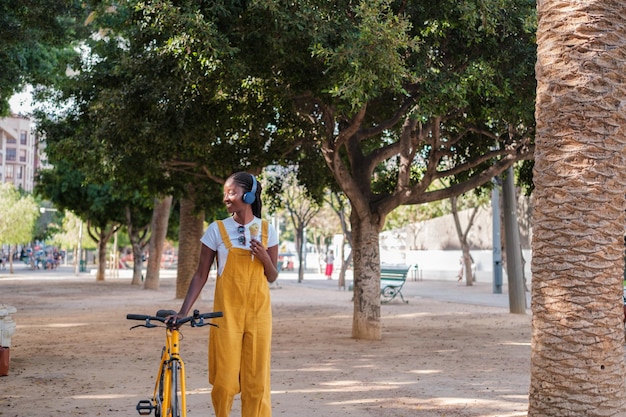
[{"x1": 136, "y1": 399, "x2": 154, "y2": 415}]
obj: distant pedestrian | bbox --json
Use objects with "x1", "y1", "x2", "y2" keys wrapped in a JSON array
[
  {"x1": 457, "y1": 256, "x2": 464, "y2": 281},
  {"x1": 457, "y1": 254, "x2": 475, "y2": 282},
  {"x1": 325, "y1": 250, "x2": 335, "y2": 280}
]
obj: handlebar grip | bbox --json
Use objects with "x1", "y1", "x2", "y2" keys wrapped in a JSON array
[
  {"x1": 127, "y1": 314, "x2": 150, "y2": 321},
  {"x1": 200, "y1": 312, "x2": 223, "y2": 319}
]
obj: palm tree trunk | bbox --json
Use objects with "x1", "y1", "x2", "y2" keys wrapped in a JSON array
[{"x1": 530, "y1": 1, "x2": 626, "y2": 414}]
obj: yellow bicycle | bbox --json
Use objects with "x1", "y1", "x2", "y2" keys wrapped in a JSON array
[{"x1": 127, "y1": 309, "x2": 223, "y2": 417}]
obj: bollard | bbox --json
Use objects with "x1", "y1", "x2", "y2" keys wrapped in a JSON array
[{"x1": 0, "y1": 305, "x2": 17, "y2": 376}]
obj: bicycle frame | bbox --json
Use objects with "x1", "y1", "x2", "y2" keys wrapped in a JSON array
[{"x1": 155, "y1": 327, "x2": 187, "y2": 417}]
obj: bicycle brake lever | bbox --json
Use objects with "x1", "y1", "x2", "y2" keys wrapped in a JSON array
[
  {"x1": 129, "y1": 323, "x2": 158, "y2": 330},
  {"x1": 194, "y1": 320, "x2": 219, "y2": 328}
]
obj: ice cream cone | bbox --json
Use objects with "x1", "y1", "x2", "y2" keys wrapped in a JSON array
[
  {"x1": 249, "y1": 223, "x2": 259, "y2": 260},
  {"x1": 249, "y1": 223, "x2": 259, "y2": 238}
]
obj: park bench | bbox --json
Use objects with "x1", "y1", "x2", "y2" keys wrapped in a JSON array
[{"x1": 380, "y1": 265, "x2": 412, "y2": 304}]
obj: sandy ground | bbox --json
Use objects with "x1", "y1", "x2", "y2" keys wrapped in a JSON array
[{"x1": 0, "y1": 265, "x2": 531, "y2": 417}]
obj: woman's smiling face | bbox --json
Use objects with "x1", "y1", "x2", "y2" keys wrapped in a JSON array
[{"x1": 223, "y1": 178, "x2": 245, "y2": 214}]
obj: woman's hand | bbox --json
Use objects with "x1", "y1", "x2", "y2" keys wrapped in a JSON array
[
  {"x1": 250, "y1": 238, "x2": 279, "y2": 282},
  {"x1": 250, "y1": 238, "x2": 269, "y2": 261}
]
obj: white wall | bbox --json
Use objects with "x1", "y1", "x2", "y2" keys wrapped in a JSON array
[{"x1": 400, "y1": 249, "x2": 532, "y2": 282}]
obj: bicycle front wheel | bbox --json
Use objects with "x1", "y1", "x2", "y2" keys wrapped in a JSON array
[{"x1": 168, "y1": 360, "x2": 182, "y2": 417}]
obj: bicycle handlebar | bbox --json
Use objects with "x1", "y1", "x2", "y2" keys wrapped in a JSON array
[{"x1": 127, "y1": 309, "x2": 223, "y2": 329}]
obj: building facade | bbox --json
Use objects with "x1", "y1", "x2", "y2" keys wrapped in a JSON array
[{"x1": 0, "y1": 114, "x2": 44, "y2": 192}]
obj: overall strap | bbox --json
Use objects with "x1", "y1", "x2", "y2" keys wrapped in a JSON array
[
  {"x1": 262, "y1": 219, "x2": 268, "y2": 247},
  {"x1": 216, "y1": 221, "x2": 232, "y2": 250}
]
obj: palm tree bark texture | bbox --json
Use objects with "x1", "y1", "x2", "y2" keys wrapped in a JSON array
[{"x1": 531, "y1": 1, "x2": 626, "y2": 415}]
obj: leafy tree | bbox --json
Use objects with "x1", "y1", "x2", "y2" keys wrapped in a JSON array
[
  {"x1": 0, "y1": 183, "x2": 39, "y2": 273},
  {"x1": 49, "y1": 210, "x2": 93, "y2": 273},
  {"x1": 254, "y1": 0, "x2": 537, "y2": 339},
  {"x1": 35, "y1": 0, "x2": 302, "y2": 290},
  {"x1": 0, "y1": 0, "x2": 88, "y2": 115},
  {"x1": 35, "y1": 160, "x2": 127, "y2": 281},
  {"x1": 34, "y1": 0, "x2": 537, "y2": 341},
  {"x1": 122, "y1": 192, "x2": 154, "y2": 285},
  {"x1": 324, "y1": 191, "x2": 353, "y2": 290},
  {"x1": 450, "y1": 193, "x2": 486, "y2": 285},
  {"x1": 266, "y1": 167, "x2": 321, "y2": 282}
]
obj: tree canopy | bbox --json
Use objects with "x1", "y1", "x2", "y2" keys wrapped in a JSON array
[
  {"x1": 33, "y1": 0, "x2": 537, "y2": 339},
  {"x1": 0, "y1": 0, "x2": 87, "y2": 115},
  {"x1": 0, "y1": 183, "x2": 39, "y2": 270}
]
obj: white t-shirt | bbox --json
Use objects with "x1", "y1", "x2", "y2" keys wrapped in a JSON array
[{"x1": 201, "y1": 216, "x2": 279, "y2": 275}]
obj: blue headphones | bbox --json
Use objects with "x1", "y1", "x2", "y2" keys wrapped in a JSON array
[{"x1": 242, "y1": 174, "x2": 257, "y2": 204}]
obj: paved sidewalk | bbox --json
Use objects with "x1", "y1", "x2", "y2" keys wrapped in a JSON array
[
  {"x1": 1, "y1": 263, "x2": 531, "y2": 312},
  {"x1": 274, "y1": 270, "x2": 531, "y2": 311}
]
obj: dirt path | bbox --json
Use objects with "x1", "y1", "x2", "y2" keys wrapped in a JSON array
[{"x1": 0, "y1": 268, "x2": 531, "y2": 417}]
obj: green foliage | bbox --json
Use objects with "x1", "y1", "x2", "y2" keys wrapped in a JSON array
[
  {"x1": 31, "y1": 0, "x2": 536, "y2": 260},
  {"x1": 35, "y1": 159, "x2": 129, "y2": 228},
  {"x1": 311, "y1": 0, "x2": 417, "y2": 109},
  {"x1": 34, "y1": 204, "x2": 64, "y2": 242},
  {"x1": 49, "y1": 210, "x2": 94, "y2": 250},
  {"x1": 35, "y1": 0, "x2": 306, "y2": 219},
  {"x1": 0, "y1": 0, "x2": 88, "y2": 115},
  {"x1": 0, "y1": 183, "x2": 39, "y2": 246},
  {"x1": 517, "y1": 160, "x2": 534, "y2": 196}
]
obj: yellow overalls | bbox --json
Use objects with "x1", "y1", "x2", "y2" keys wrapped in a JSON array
[{"x1": 209, "y1": 220, "x2": 272, "y2": 417}]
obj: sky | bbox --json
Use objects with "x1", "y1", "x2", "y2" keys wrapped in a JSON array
[{"x1": 9, "y1": 88, "x2": 34, "y2": 114}]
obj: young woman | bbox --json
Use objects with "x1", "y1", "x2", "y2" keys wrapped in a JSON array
[{"x1": 173, "y1": 171, "x2": 279, "y2": 417}]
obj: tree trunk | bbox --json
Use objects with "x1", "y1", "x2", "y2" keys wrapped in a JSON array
[
  {"x1": 176, "y1": 193, "x2": 204, "y2": 298},
  {"x1": 296, "y1": 225, "x2": 305, "y2": 282},
  {"x1": 8, "y1": 245, "x2": 15, "y2": 274},
  {"x1": 502, "y1": 166, "x2": 526, "y2": 314},
  {"x1": 144, "y1": 196, "x2": 173, "y2": 290},
  {"x1": 130, "y1": 241, "x2": 144, "y2": 286},
  {"x1": 126, "y1": 207, "x2": 149, "y2": 286},
  {"x1": 95, "y1": 237, "x2": 108, "y2": 281},
  {"x1": 351, "y1": 211, "x2": 381, "y2": 340},
  {"x1": 338, "y1": 247, "x2": 352, "y2": 291},
  {"x1": 87, "y1": 223, "x2": 118, "y2": 282},
  {"x1": 530, "y1": 1, "x2": 626, "y2": 414},
  {"x1": 450, "y1": 196, "x2": 478, "y2": 286}
]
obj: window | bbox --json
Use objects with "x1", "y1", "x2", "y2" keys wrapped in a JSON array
[
  {"x1": 17, "y1": 166, "x2": 23, "y2": 179},
  {"x1": 19, "y1": 149, "x2": 26, "y2": 162},
  {"x1": 5, "y1": 165, "x2": 13, "y2": 179},
  {"x1": 20, "y1": 130, "x2": 27, "y2": 145},
  {"x1": 5, "y1": 148, "x2": 16, "y2": 161}
]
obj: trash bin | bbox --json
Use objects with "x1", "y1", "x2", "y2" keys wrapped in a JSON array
[{"x1": 79, "y1": 260, "x2": 87, "y2": 272}]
